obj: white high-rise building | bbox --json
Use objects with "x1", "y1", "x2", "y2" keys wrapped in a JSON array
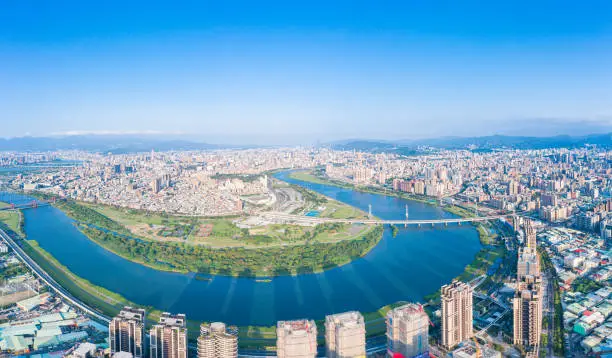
[
  {"x1": 441, "y1": 280, "x2": 473, "y2": 349},
  {"x1": 197, "y1": 322, "x2": 238, "y2": 358},
  {"x1": 276, "y1": 319, "x2": 317, "y2": 358},
  {"x1": 325, "y1": 311, "x2": 366, "y2": 358},
  {"x1": 386, "y1": 303, "x2": 429, "y2": 357}
]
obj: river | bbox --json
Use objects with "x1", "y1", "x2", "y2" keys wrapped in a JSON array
[{"x1": 3, "y1": 172, "x2": 481, "y2": 326}]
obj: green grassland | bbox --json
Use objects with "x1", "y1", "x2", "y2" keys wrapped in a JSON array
[
  {"x1": 319, "y1": 200, "x2": 367, "y2": 219},
  {"x1": 84, "y1": 203, "x2": 196, "y2": 227},
  {"x1": 287, "y1": 171, "x2": 332, "y2": 185},
  {"x1": 0, "y1": 202, "x2": 23, "y2": 236}
]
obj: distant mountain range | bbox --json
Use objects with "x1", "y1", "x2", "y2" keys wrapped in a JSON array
[
  {"x1": 330, "y1": 133, "x2": 612, "y2": 153},
  {"x1": 0, "y1": 135, "x2": 232, "y2": 153},
  {"x1": 0, "y1": 132, "x2": 610, "y2": 153}
]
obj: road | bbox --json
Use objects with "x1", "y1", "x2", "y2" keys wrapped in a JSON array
[{"x1": 0, "y1": 228, "x2": 110, "y2": 324}]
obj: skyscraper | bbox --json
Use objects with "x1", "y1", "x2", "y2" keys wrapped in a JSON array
[
  {"x1": 441, "y1": 280, "x2": 473, "y2": 349},
  {"x1": 325, "y1": 311, "x2": 366, "y2": 358},
  {"x1": 151, "y1": 178, "x2": 161, "y2": 194},
  {"x1": 197, "y1": 322, "x2": 238, "y2": 358},
  {"x1": 386, "y1": 303, "x2": 429, "y2": 358},
  {"x1": 150, "y1": 313, "x2": 187, "y2": 358},
  {"x1": 524, "y1": 220, "x2": 537, "y2": 250},
  {"x1": 109, "y1": 307, "x2": 146, "y2": 358},
  {"x1": 513, "y1": 275, "x2": 543, "y2": 350},
  {"x1": 513, "y1": 222, "x2": 543, "y2": 352},
  {"x1": 276, "y1": 319, "x2": 317, "y2": 358},
  {"x1": 516, "y1": 247, "x2": 540, "y2": 280}
]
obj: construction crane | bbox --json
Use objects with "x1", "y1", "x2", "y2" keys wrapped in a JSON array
[{"x1": 471, "y1": 337, "x2": 482, "y2": 358}]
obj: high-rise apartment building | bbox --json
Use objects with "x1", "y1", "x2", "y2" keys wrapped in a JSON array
[
  {"x1": 507, "y1": 180, "x2": 520, "y2": 195},
  {"x1": 517, "y1": 221, "x2": 540, "y2": 280},
  {"x1": 109, "y1": 307, "x2": 146, "y2": 358},
  {"x1": 513, "y1": 221, "x2": 543, "y2": 352},
  {"x1": 151, "y1": 178, "x2": 161, "y2": 194},
  {"x1": 276, "y1": 319, "x2": 317, "y2": 358},
  {"x1": 325, "y1": 311, "x2": 366, "y2": 358},
  {"x1": 524, "y1": 220, "x2": 537, "y2": 250},
  {"x1": 150, "y1": 313, "x2": 188, "y2": 358},
  {"x1": 197, "y1": 322, "x2": 238, "y2": 358},
  {"x1": 517, "y1": 247, "x2": 540, "y2": 280},
  {"x1": 540, "y1": 192, "x2": 558, "y2": 207},
  {"x1": 386, "y1": 303, "x2": 429, "y2": 358},
  {"x1": 513, "y1": 275, "x2": 542, "y2": 350},
  {"x1": 441, "y1": 280, "x2": 473, "y2": 349}
]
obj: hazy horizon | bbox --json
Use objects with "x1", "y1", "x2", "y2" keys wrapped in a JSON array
[{"x1": 1, "y1": 118, "x2": 612, "y2": 147}]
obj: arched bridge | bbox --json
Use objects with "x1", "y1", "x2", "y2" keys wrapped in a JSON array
[{"x1": 0, "y1": 194, "x2": 59, "y2": 211}]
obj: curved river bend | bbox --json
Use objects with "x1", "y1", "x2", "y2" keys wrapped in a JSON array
[{"x1": 7, "y1": 172, "x2": 481, "y2": 326}]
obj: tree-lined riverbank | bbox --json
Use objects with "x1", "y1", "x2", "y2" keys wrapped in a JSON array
[{"x1": 74, "y1": 224, "x2": 383, "y2": 276}]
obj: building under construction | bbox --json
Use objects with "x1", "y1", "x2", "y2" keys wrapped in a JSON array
[
  {"x1": 386, "y1": 303, "x2": 430, "y2": 358},
  {"x1": 325, "y1": 311, "x2": 366, "y2": 358},
  {"x1": 276, "y1": 319, "x2": 317, "y2": 358}
]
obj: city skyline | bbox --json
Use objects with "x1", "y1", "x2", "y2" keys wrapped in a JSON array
[
  {"x1": 2, "y1": 1, "x2": 612, "y2": 141},
  {"x1": 1, "y1": 144, "x2": 610, "y2": 356}
]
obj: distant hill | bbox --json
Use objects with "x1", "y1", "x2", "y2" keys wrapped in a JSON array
[
  {"x1": 0, "y1": 135, "x2": 234, "y2": 153},
  {"x1": 329, "y1": 140, "x2": 424, "y2": 156},
  {"x1": 329, "y1": 133, "x2": 612, "y2": 153},
  {"x1": 3, "y1": 132, "x2": 610, "y2": 153}
]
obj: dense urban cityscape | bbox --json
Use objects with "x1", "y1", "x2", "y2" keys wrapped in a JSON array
[{"x1": 0, "y1": 144, "x2": 609, "y2": 357}]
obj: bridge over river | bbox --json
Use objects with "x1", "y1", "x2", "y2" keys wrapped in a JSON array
[
  {"x1": 0, "y1": 192, "x2": 58, "y2": 210},
  {"x1": 261, "y1": 211, "x2": 515, "y2": 226}
]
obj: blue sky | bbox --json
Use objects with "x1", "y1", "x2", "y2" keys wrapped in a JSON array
[{"x1": 1, "y1": 1, "x2": 611, "y2": 143}]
